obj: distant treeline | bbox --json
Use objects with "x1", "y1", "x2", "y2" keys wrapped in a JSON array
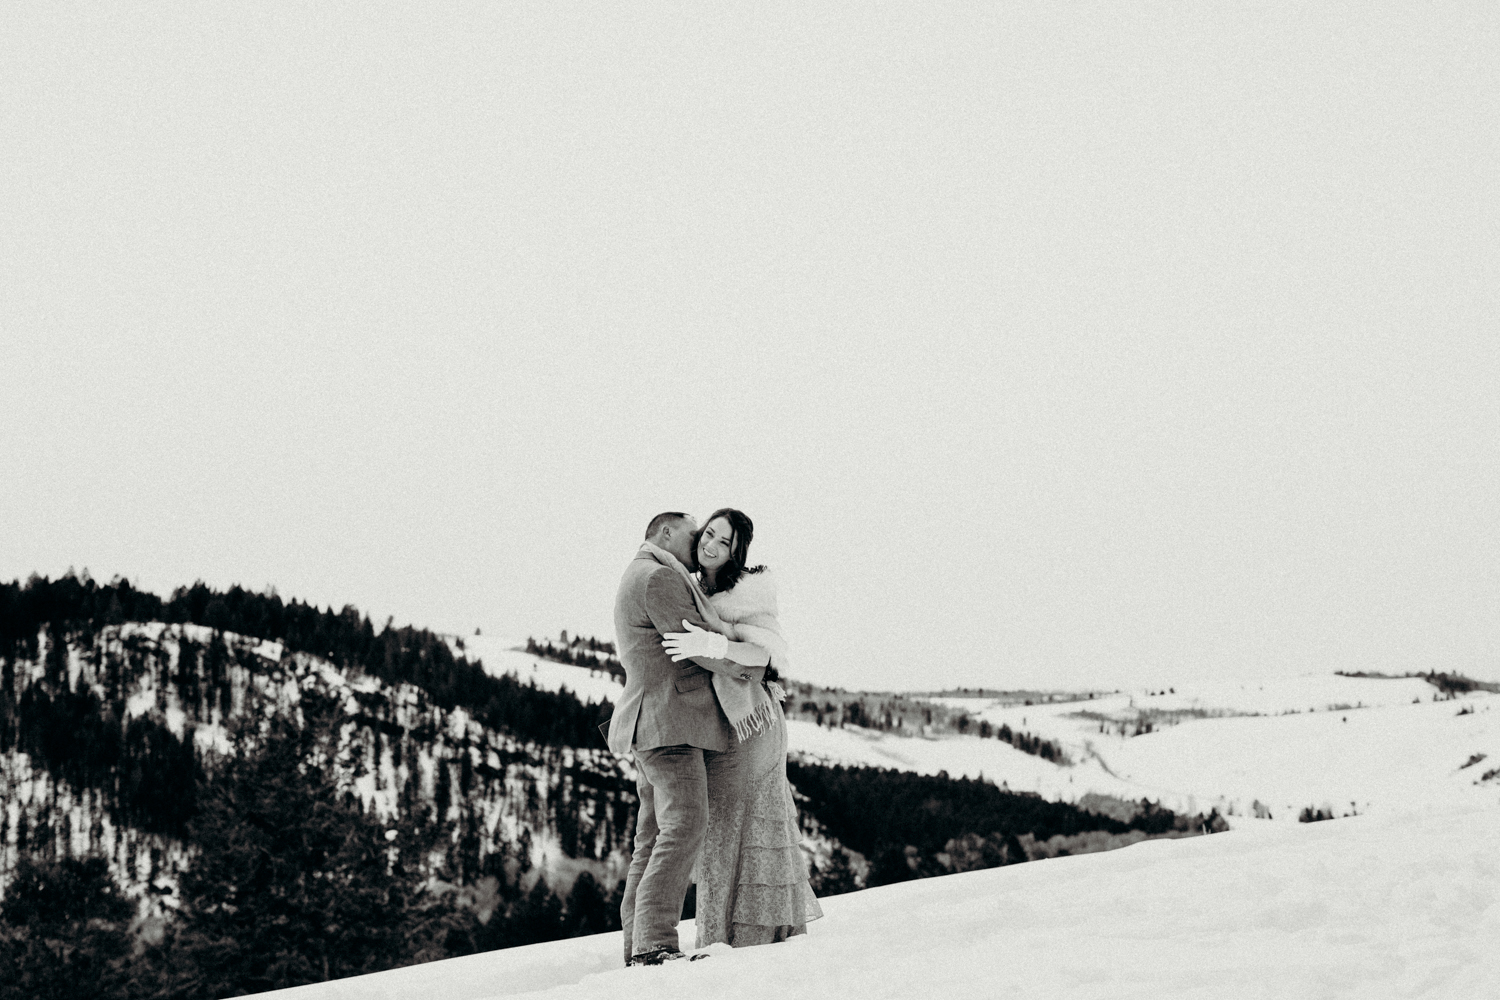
[
  {"x1": 1421, "y1": 671, "x2": 1500, "y2": 696},
  {"x1": 525, "y1": 635, "x2": 624, "y2": 680},
  {"x1": 1333, "y1": 669, "x2": 1500, "y2": 696},
  {"x1": 789, "y1": 695, "x2": 1069, "y2": 763},
  {"x1": 792, "y1": 693, "x2": 936, "y2": 732},
  {"x1": 1, "y1": 574, "x2": 613, "y2": 749},
  {"x1": 789, "y1": 760, "x2": 1217, "y2": 888},
  {"x1": 969, "y1": 721, "x2": 1068, "y2": 763}
]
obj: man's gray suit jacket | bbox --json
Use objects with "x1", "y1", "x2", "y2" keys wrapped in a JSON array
[{"x1": 606, "y1": 550, "x2": 739, "y2": 756}]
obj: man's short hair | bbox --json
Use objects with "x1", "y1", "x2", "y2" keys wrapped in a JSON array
[{"x1": 644, "y1": 511, "x2": 690, "y2": 540}]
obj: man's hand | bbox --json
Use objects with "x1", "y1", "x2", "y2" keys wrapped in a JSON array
[{"x1": 662, "y1": 620, "x2": 729, "y2": 662}]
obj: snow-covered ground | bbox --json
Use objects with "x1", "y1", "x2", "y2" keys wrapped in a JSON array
[{"x1": 260, "y1": 799, "x2": 1500, "y2": 1000}]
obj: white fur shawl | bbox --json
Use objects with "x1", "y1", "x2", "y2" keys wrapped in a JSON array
[{"x1": 708, "y1": 569, "x2": 791, "y2": 674}]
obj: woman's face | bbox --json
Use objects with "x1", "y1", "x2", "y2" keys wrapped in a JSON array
[{"x1": 696, "y1": 517, "x2": 735, "y2": 574}]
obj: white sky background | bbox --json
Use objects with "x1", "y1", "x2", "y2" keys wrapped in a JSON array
[{"x1": 3, "y1": 4, "x2": 1497, "y2": 694}]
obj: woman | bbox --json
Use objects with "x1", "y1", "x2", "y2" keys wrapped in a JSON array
[{"x1": 662, "y1": 508, "x2": 823, "y2": 948}]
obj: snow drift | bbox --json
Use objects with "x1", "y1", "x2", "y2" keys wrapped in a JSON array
[{"x1": 261, "y1": 799, "x2": 1499, "y2": 1000}]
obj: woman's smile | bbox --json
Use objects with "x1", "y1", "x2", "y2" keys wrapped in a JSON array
[{"x1": 698, "y1": 516, "x2": 734, "y2": 569}]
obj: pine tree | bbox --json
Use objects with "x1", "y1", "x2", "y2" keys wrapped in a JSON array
[
  {"x1": 0, "y1": 856, "x2": 136, "y2": 1000},
  {"x1": 808, "y1": 847, "x2": 861, "y2": 896},
  {"x1": 562, "y1": 872, "x2": 616, "y2": 937},
  {"x1": 164, "y1": 691, "x2": 428, "y2": 997}
]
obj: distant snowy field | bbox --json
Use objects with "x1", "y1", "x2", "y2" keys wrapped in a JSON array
[
  {"x1": 928, "y1": 672, "x2": 1442, "y2": 718},
  {"x1": 262, "y1": 800, "x2": 1500, "y2": 1000},
  {"x1": 459, "y1": 640, "x2": 1500, "y2": 824},
  {"x1": 790, "y1": 677, "x2": 1500, "y2": 824}
]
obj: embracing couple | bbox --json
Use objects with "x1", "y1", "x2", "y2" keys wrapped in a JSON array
[{"x1": 606, "y1": 508, "x2": 823, "y2": 965}]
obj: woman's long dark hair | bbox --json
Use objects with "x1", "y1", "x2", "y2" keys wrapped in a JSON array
[{"x1": 697, "y1": 507, "x2": 766, "y2": 597}]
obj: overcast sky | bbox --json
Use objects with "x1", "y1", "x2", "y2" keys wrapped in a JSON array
[{"x1": 4, "y1": 4, "x2": 1497, "y2": 693}]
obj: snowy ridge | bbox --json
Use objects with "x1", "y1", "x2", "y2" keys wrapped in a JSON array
[{"x1": 260, "y1": 799, "x2": 1500, "y2": 1000}]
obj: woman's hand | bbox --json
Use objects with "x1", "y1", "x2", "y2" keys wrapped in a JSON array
[{"x1": 662, "y1": 620, "x2": 729, "y2": 662}]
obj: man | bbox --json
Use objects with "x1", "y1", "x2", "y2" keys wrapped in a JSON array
[{"x1": 607, "y1": 512, "x2": 760, "y2": 965}]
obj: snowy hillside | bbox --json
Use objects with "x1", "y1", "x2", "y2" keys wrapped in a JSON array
[
  {"x1": 1, "y1": 622, "x2": 635, "y2": 906},
  {"x1": 260, "y1": 799, "x2": 1500, "y2": 1000},
  {"x1": 787, "y1": 675, "x2": 1500, "y2": 824},
  {"x1": 457, "y1": 635, "x2": 624, "y2": 707},
  {"x1": 415, "y1": 644, "x2": 1500, "y2": 829},
  {"x1": 453, "y1": 640, "x2": 1500, "y2": 828}
]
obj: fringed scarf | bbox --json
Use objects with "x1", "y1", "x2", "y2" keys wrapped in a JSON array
[{"x1": 640, "y1": 542, "x2": 783, "y2": 743}]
